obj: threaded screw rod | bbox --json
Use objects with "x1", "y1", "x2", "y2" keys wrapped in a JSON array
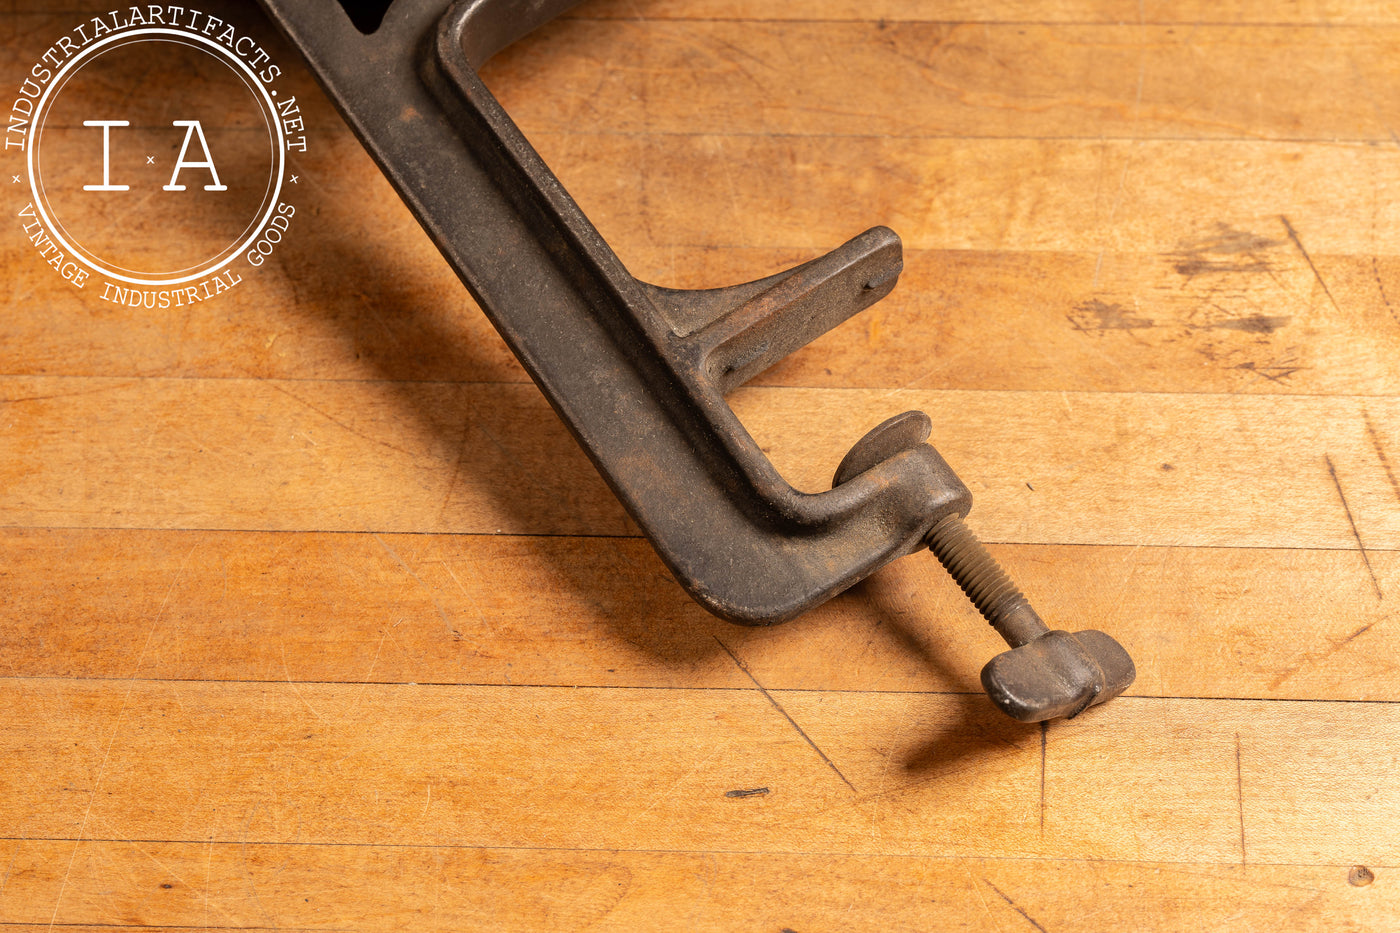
[{"x1": 925, "y1": 514, "x2": 1048, "y2": 649}]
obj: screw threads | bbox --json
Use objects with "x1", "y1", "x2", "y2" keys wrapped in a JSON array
[{"x1": 927, "y1": 515, "x2": 1046, "y2": 648}]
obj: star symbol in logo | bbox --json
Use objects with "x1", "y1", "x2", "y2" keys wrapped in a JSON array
[
  {"x1": 146, "y1": 155, "x2": 155, "y2": 164},
  {"x1": 289, "y1": 175, "x2": 299, "y2": 184},
  {"x1": 10, "y1": 175, "x2": 19, "y2": 184}
]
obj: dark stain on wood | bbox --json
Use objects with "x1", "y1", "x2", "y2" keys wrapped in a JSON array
[
  {"x1": 1209, "y1": 314, "x2": 1291, "y2": 334},
  {"x1": 1169, "y1": 223, "x2": 1282, "y2": 278},
  {"x1": 1068, "y1": 299, "x2": 1154, "y2": 335},
  {"x1": 725, "y1": 787, "x2": 771, "y2": 798}
]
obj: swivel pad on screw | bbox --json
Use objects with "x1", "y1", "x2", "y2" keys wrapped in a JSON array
[
  {"x1": 979, "y1": 627, "x2": 1135, "y2": 722},
  {"x1": 836, "y1": 413, "x2": 1136, "y2": 723},
  {"x1": 925, "y1": 514, "x2": 1135, "y2": 722}
]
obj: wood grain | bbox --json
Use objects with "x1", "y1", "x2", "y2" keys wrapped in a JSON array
[
  {"x1": 491, "y1": 21, "x2": 1400, "y2": 142},
  {"x1": 8, "y1": 240, "x2": 1400, "y2": 396},
  {"x1": 2, "y1": 529, "x2": 1395, "y2": 700},
  {"x1": 3, "y1": 0, "x2": 1399, "y2": 929},
  {"x1": 537, "y1": 134, "x2": 1400, "y2": 258},
  {"x1": 2, "y1": 679, "x2": 1397, "y2": 863},
  {"x1": 568, "y1": 0, "x2": 1400, "y2": 25},
  {"x1": 0, "y1": 843, "x2": 1392, "y2": 932},
  {"x1": 4, "y1": 377, "x2": 1397, "y2": 552}
]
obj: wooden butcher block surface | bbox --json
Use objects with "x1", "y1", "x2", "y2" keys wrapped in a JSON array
[{"x1": 1, "y1": 0, "x2": 1397, "y2": 929}]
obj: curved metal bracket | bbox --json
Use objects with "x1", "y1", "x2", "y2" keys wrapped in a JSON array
[{"x1": 261, "y1": 0, "x2": 971, "y2": 624}]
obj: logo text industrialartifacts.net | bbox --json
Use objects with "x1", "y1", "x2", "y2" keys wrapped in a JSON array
[{"x1": 8, "y1": 6, "x2": 307, "y2": 307}]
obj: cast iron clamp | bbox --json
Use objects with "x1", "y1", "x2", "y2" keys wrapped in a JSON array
[{"x1": 260, "y1": 0, "x2": 1134, "y2": 722}]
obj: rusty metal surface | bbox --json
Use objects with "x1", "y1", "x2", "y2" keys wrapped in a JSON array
[{"x1": 258, "y1": 0, "x2": 1133, "y2": 721}]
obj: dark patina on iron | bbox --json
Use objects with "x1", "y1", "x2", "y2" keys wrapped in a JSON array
[{"x1": 258, "y1": 0, "x2": 1134, "y2": 722}]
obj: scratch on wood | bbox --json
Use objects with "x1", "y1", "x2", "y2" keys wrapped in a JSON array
[
  {"x1": 1270, "y1": 620, "x2": 1379, "y2": 689},
  {"x1": 1338, "y1": 621, "x2": 1378, "y2": 648},
  {"x1": 373, "y1": 534, "x2": 469, "y2": 639},
  {"x1": 1235, "y1": 733, "x2": 1247, "y2": 866},
  {"x1": 1363, "y1": 410, "x2": 1400, "y2": 503},
  {"x1": 984, "y1": 879, "x2": 1050, "y2": 933},
  {"x1": 714, "y1": 637, "x2": 857, "y2": 793},
  {"x1": 48, "y1": 623, "x2": 162, "y2": 930},
  {"x1": 1231, "y1": 358, "x2": 1303, "y2": 385},
  {"x1": 1325, "y1": 455, "x2": 1384, "y2": 600},
  {"x1": 202, "y1": 834, "x2": 214, "y2": 929},
  {"x1": 0, "y1": 839, "x2": 18, "y2": 900},
  {"x1": 1039, "y1": 720, "x2": 1048, "y2": 835},
  {"x1": 1372, "y1": 256, "x2": 1400, "y2": 332},
  {"x1": 281, "y1": 644, "x2": 329, "y2": 726},
  {"x1": 1, "y1": 380, "x2": 137, "y2": 406},
  {"x1": 963, "y1": 863, "x2": 999, "y2": 928},
  {"x1": 265, "y1": 381, "x2": 413, "y2": 457},
  {"x1": 1280, "y1": 215, "x2": 1340, "y2": 313},
  {"x1": 436, "y1": 413, "x2": 477, "y2": 523}
]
